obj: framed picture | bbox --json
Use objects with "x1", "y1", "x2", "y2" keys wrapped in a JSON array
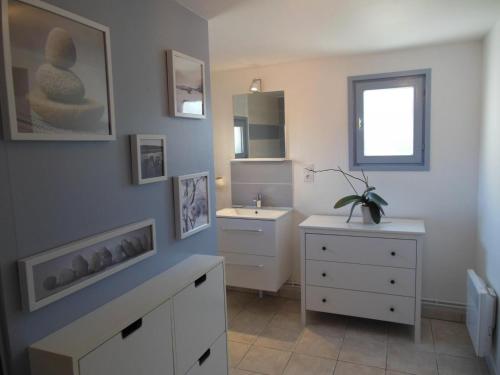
[
  {"x1": 130, "y1": 134, "x2": 167, "y2": 185},
  {"x1": 166, "y1": 50, "x2": 206, "y2": 119},
  {"x1": 173, "y1": 171, "x2": 211, "y2": 239},
  {"x1": 0, "y1": 0, "x2": 116, "y2": 141},
  {"x1": 18, "y1": 219, "x2": 157, "y2": 312}
]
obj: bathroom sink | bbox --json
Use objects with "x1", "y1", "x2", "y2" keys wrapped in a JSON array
[{"x1": 216, "y1": 207, "x2": 291, "y2": 221}]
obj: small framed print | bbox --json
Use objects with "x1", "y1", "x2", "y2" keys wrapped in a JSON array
[
  {"x1": 166, "y1": 50, "x2": 206, "y2": 119},
  {"x1": 173, "y1": 171, "x2": 211, "y2": 239},
  {"x1": 130, "y1": 134, "x2": 167, "y2": 185},
  {"x1": 0, "y1": 0, "x2": 116, "y2": 141}
]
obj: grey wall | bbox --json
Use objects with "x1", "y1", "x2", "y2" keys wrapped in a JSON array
[
  {"x1": 0, "y1": 1, "x2": 216, "y2": 374},
  {"x1": 231, "y1": 161, "x2": 293, "y2": 207}
]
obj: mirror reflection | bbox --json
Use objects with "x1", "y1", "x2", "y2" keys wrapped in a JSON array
[{"x1": 232, "y1": 91, "x2": 285, "y2": 159}]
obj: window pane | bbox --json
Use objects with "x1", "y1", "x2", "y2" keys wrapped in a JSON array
[
  {"x1": 363, "y1": 87, "x2": 414, "y2": 156},
  {"x1": 234, "y1": 127, "x2": 243, "y2": 154}
]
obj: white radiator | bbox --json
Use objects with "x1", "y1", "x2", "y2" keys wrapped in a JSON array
[{"x1": 466, "y1": 269, "x2": 497, "y2": 357}]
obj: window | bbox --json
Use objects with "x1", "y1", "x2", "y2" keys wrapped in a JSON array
[{"x1": 348, "y1": 69, "x2": 431, "y2": 171}]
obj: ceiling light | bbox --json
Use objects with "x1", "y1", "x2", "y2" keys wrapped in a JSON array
[{"x1": 249, "y1": 79, "x2": 262, "y2": 93}]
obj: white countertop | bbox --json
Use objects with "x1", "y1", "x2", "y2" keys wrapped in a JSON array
[{"x1": 299, "y1": 215, "x2": 426, "y2": 235}]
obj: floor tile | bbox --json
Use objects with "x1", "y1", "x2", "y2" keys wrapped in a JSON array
[
  {"x1": 238, "y1": 346, "x2": 292, "y2": 375},
  {"x1": 229, "y1": 341, "x2": 251, "y2": 368},
  {"x1": 431, "y1": 320, "x2": 475, "y2": 358},
  {"x1": 279, "y1": 298, "x2": 301, "y2": 314},
  {"x1": 229, "y1": 368, "x2": 259, "y2": 375},
  {"x1": 387, "y1": 319, "x2": 434, "y2": 353},
  {"x1": 437, "y1": 353, "x2": 484, "y2": 375},
  {"x1": 307, "y1": 312, "x2": 348, "y2": 338},
  {"x1": 345, "y1": 317, "x2": 388, "y2": 343},
  {"x1": 268, "y1": 312, "x2": 303, "y2": 332},
  {"x1": 254, "y1": 325, "x2": 303, "y2": 351},
  {"x1": 229, "y1": 310, "x2": 275, "y2": 344},
  {"x1": 294, "y1": 328, "x2": 343, "y2": 360},
  {"x1": 338, "y1": 337, "x2": 387, "y2": 368},
  {"x1": 386, "y1": 343, "x2": 438, "y2": 374},
  {"x1": 334, "y1": 361, "x2": 385, "y2": 375},
  {"x1": 246, "y1": 296, "x2": 285, "y2": 315},
  {"x1": 283, "y1": 353, "x2": 336, "y2": 375}
]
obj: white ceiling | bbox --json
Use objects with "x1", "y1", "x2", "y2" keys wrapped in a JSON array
[{"x1": 177, "y1": 0, "x2": 500, "y2": 71}]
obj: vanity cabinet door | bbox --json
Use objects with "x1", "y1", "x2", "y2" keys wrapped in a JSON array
[
  {"x1": 218, "y1": 218, "x2": 276, "y2": 256},
  {"x1": 79, "y1": 300, "x2": 174, "y2": 375}
]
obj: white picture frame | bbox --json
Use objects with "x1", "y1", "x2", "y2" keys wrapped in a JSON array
[
  {"x1": 0, "y1": 0, "x2": 116, "y2": 141},
  {"x1": 166, "y1": 50, "x2": 206, "y2": 119},
  {"x1": 130, "y1": 134, "x2": 167, "y2": 185},
  {"x1": 18, "y1": 219, "x2": 157, "y2": 312},
  {"x1": 173, "y1": 171, "x2": 211, "y2": 239}
]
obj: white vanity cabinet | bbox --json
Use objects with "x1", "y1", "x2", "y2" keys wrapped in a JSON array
[
  {"x1": 29, "y1": 255, "x2": 228, "y2": 375},
  {"x1": 217, "y1": 208, "x2": 293, "y2": 292},
  {"x1": 299, "y1": 215, "x2": 425, "y2": 342}
]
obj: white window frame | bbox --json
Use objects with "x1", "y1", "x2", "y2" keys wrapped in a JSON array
[{"x1": 348, "y1": 69, "x2": 431, "y2": 171}]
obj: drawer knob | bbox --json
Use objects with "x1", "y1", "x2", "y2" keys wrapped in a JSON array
[
  {"x1": 390, "y1": 279, "x2": 395, "y2": 284},
  {"x1": 321, "y1": 272, "x2": 326, "y2": 277},
  {"x1": 390, "y1": 307, "x2": 395, "y2": 312},
  {"x1": 390, "y1": 251, "x2": 396, "y2": 256},
  {"x1": 322, "y1": 298, "x2": 327, "y2": 303},
  {"x1": 322, "y1": 246, "x2": 327, "y2": 251}
]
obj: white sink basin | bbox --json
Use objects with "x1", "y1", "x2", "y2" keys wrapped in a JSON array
[{"x1": 216, "y1": 207, "x2": 291, "y2": 221}]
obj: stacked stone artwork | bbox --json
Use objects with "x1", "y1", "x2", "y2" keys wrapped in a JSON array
[{"x1": 27, "y1": 27, "x2": 105, "y2": 131}]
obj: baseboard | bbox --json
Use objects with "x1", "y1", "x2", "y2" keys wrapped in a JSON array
[{"x1": 421, "y1": 298, "x2": 466, "y2": 323}]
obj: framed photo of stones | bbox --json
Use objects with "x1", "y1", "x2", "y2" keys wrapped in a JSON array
[
  {"x1": 18, "y1": 219, "x2": 156, "y2": 312},
  {"x1": 130, "y1": 134, "x2": 167, "y2": 185},
  {"x1": 166, "y1": 50, "x2": 206, "y2": 119},
  {"x1": 0, "y1": 0, "x2": 116, "y2": 141},
  {"x1": 173, "y1": 171, "x2": 211, "y2": 239}
]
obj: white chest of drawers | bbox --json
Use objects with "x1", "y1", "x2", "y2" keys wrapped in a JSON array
[
  {"x1": 29, "y1": 255, "x2": 228, "y2": 375},
  {"x1": 299, "y1": 215, "x2": 425, "y2": 342}
]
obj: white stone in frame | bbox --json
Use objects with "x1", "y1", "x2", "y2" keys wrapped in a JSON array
[
  {"x1": 18, "y1": 219, "x2": 156, "y2": 312},
  {"x1": 0, "y1": 0, "x2": 116, "y2": 141}
]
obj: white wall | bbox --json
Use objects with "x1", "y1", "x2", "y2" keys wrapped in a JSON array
[
  {"x1": 478, "y1": 20, "x2": 500, "y2": 374},
  {"x1": 212, "y1": 41, "x2": 483, "y2": 304}
]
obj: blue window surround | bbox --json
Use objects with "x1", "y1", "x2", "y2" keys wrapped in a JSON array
[{"x1": 348, "y1": 69, "x2": 432, "y2": 171}]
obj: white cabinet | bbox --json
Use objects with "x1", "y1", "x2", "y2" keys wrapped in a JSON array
[
  {"x1": 300, "y1": 216, "x2": 425, "y2": 342},
  {"x1": 217, "y1": 210, "x2": 293, "y2": 292},
  {"x1": 29, "y1": 255, "x2": 228, "y2": 375},
  {"x1": 79, "y1": 300, "x2": 174, "y2": 375}
]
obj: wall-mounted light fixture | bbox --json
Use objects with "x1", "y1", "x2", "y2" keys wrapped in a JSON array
[{"x1": 249, "y1": 79, "x2": 262, "y2": 93}]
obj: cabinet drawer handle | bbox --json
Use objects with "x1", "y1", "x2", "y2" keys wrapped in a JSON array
[
  {"x1": 226, "y1": 263, "x2": 264, "y2": 269},
  {"x1": 222, "y1": 228, "x2": 263, "y2": 233},
  {"x1": 390, "y1": 279, "x2": 395, "y2": 284},
  {"x1": 195, "y1": 274, "x2": 207, "y2": 287},
  {"x1": 321, "y1": 246, "x2": 327, "y2": 251},
  {"x1": 390, "y1": 251, "x2": 396, "y2": 256},
  {"x1": 121, "y1": 318, "x2": 142, "y2": 339},
  {"x1": 321, "y1": 272, "x2": 327, "y2": 278},
  {"x1": 198, "y1": 348, "x2": 211, "y2": 366},
  {"x1": 322, "y1": 298, "x2": 327, "y2": 303},
  {"x1": 389, "y1": 307, "x2": 395, "y2": 312}
]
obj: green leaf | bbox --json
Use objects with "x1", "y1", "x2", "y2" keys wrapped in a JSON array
[
  {"x1": 334, "y1": 195, "x2": 362, "y2": 209},
  {"x1": 346, "y1": 201, "x2": 362, "y2": 223},
  {"x1": 368, "y1": 202, "x2": 382, "y2": 224},
  {"x1": 366, "y1": 192, "x2": 388, "y2": 206},
  {"x1": 365, "y1": 186, "x2": 376, "y2": 192}
]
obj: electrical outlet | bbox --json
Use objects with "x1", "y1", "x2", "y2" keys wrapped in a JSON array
[{"x1": 304, "y1": 164, "x2": 314, "y2": 183}]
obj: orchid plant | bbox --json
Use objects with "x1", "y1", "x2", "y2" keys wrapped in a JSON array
[{"x1": 306, "y1": 166, "x2": 388, "y2": 224}]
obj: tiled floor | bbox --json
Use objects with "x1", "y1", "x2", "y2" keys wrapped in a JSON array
[{"x1": 227, "y1": 290, "x2": 489, "y2": 375}]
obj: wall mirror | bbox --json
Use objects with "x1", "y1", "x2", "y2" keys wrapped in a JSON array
[{"x1": 232, "y1": 91, "x2": 285, "y2": 159}]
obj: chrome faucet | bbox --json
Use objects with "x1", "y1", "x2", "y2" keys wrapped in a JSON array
[{"x1": 253, "y1": 193, "x2": 263, "y2": 208}]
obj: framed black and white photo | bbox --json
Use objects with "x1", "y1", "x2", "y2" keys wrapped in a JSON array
[
  {"x1": 0, "y1": 0, "x2": 116, "y2": 141},
  {"x1": 166, "y1": 50, "x2": 206, "y2": 119},
  {"x1": 173, "y1": 171, "x2": 211, "y2": 239},
  {"x1": 130, "y1": 134, "x2": 167, "y2": 185},
  {"x1": 18, "y1": 219, "x2": 156, "y2": 312}
]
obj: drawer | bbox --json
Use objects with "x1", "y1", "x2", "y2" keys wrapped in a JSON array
[
  {"x1": 186, "y1": 333, "x2": 228, "y2": 375},
  {"x1": 173, "y1": 264, "x2": 226, "y2": 375},
  {"x1": 306, "y1": 260, "x2": 415, "y2": 297},
  {"x1": 79, "y1": 300, "x2": 174, "y2": 375},
  {"x1": 306, "y1": 234, "x2": 416, "y2": 268},
  {"x1": 218, "y1": 218, "x2": 276, "y2": 256},
  {"x1": 306, "y1": 285, "x2": 415, "y2": 325},
  {"x1": 221, "y1": 252, "x2": 281, "y2": 292}
]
